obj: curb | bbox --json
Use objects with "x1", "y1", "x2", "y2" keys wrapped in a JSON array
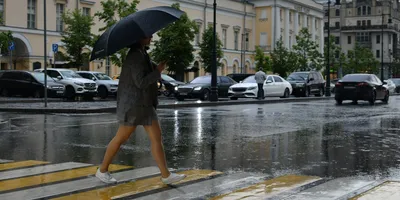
[{"x1": 0, "y1": 97, "x2": 332, "y2": 114}]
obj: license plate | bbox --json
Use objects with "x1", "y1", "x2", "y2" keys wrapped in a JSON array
[
  {"x1": 56, "y1": 91, "x2": 64, "y2": 94},
  {"x1": 344, "y1": 86, "x2": 355, "y2": 89},
  {"x1": 180, "y1": 92, "x2": 187, "y2": 95}
]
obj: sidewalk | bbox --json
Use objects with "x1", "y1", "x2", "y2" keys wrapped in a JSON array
[{"x1": 0, "y1": 96, "x2": 332, "y2": 113}]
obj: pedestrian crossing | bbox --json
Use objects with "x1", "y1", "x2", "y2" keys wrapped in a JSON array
[{"x1": 0, "y1": 159, "x2": 398, "y2": 200}]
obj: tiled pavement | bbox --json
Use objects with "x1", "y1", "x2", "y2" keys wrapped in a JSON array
[{"x1": 0, "y1": 159, "x2": 398, "y2": 200}]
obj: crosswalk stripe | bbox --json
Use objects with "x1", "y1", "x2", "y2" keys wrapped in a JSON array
[
  {"x1": 0, "y1": 160, "x2": 49, "y2": 171},
  {"x1": 0, "y1": 164, "x2": 131, "y2": 193},
  {"x1": 210, "y1": 175, "x2": 322, "y2": 200},
  {"x1": 52, "y1": 169, "x2": 222, "y2": 200},
  {"x1": 0, "y1": 167, "x2": 162, "y2": 200},
  {"x1": 0, "y1": 160, "x2": 11, "y2": 163},
  {"x1": 0, "y1": 162, "x2": 93, "y2": 181},
  {"x1": 133, "y1": 172, "x2": 265, "y2": 200}
]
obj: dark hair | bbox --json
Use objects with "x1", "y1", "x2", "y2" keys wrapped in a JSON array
[{"x1": 129, "y1": 42, "x2": 142, "y2": 50}]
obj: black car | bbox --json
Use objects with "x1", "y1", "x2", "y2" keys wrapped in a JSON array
[
  {"x1": 226, "y1": 73, "x2": 254, "y2": 83},
  {"x1": 335, "y1": 74, "x2": 389, "y2": 105},
  {"x1": 159, "y1": 74, "x2": 185, "y2": 97},
  {"x1": 175, "y1": 75, "x2": 237, "y2": 101},
  {"x1": 287, "y1": 71, "x2": 325, "y2": 97},
  {"x1": 0, "y1": 71, "x2": 65, "y2": 98}
]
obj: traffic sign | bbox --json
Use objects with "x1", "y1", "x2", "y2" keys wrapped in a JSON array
[
  {"x1": 8, "y1": 41, "x2": 14, "y2": 51},
  {"x1": 52, "y1": 44, "x2": 58, "y2": 53}
]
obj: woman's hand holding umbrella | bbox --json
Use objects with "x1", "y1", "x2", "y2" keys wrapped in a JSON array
[{"x1": 157, "y1": 61, "x2": 167, "y2": 73}]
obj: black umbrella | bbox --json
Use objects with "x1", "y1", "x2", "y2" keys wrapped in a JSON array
[{"x1": 90, "y1": 6, "x2": 184, "y2": 61}]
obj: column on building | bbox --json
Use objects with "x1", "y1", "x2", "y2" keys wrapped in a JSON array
[
  {"x1": 303, "y1": 13, "x2": 307, "y2": 28},
  {"x1": 320, "y1": 18, "x2": 324, "y2": 54},
  {"x1": 311, "y1": 16, "x2": 316, "y2": 41},
  {"x1": 285, "y1": 8, "x2": 290, "y2": 48},
  {"x1": 275, "y1": 6, "x2": 281, "y2": 45},
  {"x1": 294, "y1": 11, "x2": 299, "y2": 44}
]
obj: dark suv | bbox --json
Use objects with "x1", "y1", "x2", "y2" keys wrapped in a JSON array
[{"x1": 287, "y1": 71, "x2": 325, "y2": 97}]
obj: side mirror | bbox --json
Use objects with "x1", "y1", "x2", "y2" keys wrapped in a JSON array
[
  {"x1": 57, "y1": 76, "x2": 62, "y2": 80},
  {"x1": 266, "y1": 80, "x2": 272, "y2": 84},
  {"x1": 309, "y1": 78, "x2": 315, "y2": 81}
]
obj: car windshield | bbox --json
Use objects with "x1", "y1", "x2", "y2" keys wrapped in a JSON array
[
  {"x1": 390, "y1": 79, "x2": 400, "y2": 85},
  {"x1": 342, "y1": 74, "x2": 371, "y2": 82},
  {"x1": 287, "y1": 73, "x2": 307, "y2": 81},
  {"x1": 242, "y1": 75, "x2": 257, "y2": 83},
  {"x1": 60, "y1": 71, "x2": 82, "y2": 78},
  {"x1": 94, "y1": 73, "x2": 112, "y2": 80},
  {"x1": 190, "y1": 76, "x2": 211, "y2": 84},
  {"x1": 161, "y1": 74, "x2": 176, "y2": 82},
  {"x1": 31, "y1": 73, "x2": 55, "y2": 82}
]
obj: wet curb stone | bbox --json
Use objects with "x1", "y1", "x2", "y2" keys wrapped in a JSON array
[{"x1": 0, "y1": 97, "x2": 332, "y2": 114}]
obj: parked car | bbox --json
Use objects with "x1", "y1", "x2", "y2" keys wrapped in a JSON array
[
  {"x1": 160, "y1": 74, "x2": 185, "y2": 97},
  {"x1": 0, "y1": 70, "x2": 65, "y2": 98},
  {"x1": 287, "y1": 71, "x2": 325, "y2": 97},
  {"x1": 335, "y1": 74, "x2": 389, "y2": 105},
  {"x1": 226, "y1": 73, "x2": 254, "y2": 83},
  {"x1": 384, "y1": 79, "x2": 396, "y2": 95},
  {"x1": 34, "y1": 68, "x2": 97, "y2": 100},
  {"x1": 389, "y1": 78, "x2": 400, "y2": 93},
  {"x1": 76, "y1": 71, "x2": 118, "y2": 99},
  {"x1": 228, "y1": 74, "x2": 292, "y2": 100},
  {"x1": 175, "y1": 75, "x2": 236, "y2": 101}
]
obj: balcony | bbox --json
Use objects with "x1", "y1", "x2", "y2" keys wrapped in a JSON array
[{"x1": 340, "y1": 24, "x2": 398, "y2": 32}]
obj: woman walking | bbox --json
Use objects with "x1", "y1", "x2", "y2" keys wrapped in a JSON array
[{"x1": 95, "y1": 35, "x2": 186, "y2": 184}]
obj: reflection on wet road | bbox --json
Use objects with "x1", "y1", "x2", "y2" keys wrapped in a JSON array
[{"x1": 1, "y1": 98, "x2": 400, "y2": 180}]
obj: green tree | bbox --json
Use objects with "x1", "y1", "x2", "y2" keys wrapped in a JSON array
[
  {"x1": 293, "y1": 28, "x2": 323, "y2": 71},
  {"x1": 61, "y1": 9, "x2": 94, "y2": 70},
  {"x1": 254, "y1": 46, "x2": 272, "y2": 72},
  {"x1": 270, "y1": 38, "x2": 298, "y2": 77},
  {"x1": 345, "y1": 43, "x2": 379, "y2": 74},
  {"x1": 324, "y1": 35, "x2": 342, "y2": 76},
  {"x1": 0, "y1": 31, "x2": 13, "y2": 56},
  {"x1": 198, "y1": 25, "x2": 223, "y2": 73},
  {"x1": 151, "y1": 3, "x2": 198, "y2": 80},
  {"x1": 95, "y1": 0, "x2": 139, "y2": 67}
]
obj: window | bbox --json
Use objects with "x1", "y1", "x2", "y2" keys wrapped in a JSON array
[
  {"x1": 335, "y1": 9, "x2": 340, "y2": 16},
  {"x1": 358, "y1": 7, "x2": 361, "y2": 15},
  {"x1": 289, "y1": 12, "x2": 292, "y2": 23},
  {"x1": 234, "y1": 30, "x2": 239, "y2": 50},
  {"x1": 56, "y1": 3, "x2": 65, "y2": 32},
  {"x1": 324, "y1": 22, "x2": 329, "y2": 29},
  {"x1": 325, "y1": 10, "x2": 329, "y2": 16},
  {"x1": 376, "y1": 50, "x2": 380, "y2": 58},
  {"x1": 82, "y1": 7, "x2": 91, "y2": 16},
  {"x1": 368, "y1": 6, "x2": 371, "y2": 15},
  {"x1": 335, "y1": 37, "x2": 340, "y2": 44},
  {"x1": 273, "y1": 76, "x2": 283, "y2": 82},
  {"x1": 221, "y1": 77, "x2": 230, "y2": 83},
  {"x1": 362, "y1": 6, "x2": 366, "y2": 15},
  {"x1": 195, "y1": 24, "x2": 201, "y2": 45},
  {"x1": 260, "y1": 32, "x2": 267, "y2": 46},
  {"x1": 27, "y1": 0, "x2": 36, "y2": 29},
  {"x1": 266, "y1": 76, "x2": 274, "y2": 82},
  {"x1": 0, "y1": 0, "x2": 4, "y2": 24},
  {"x1": 377, "y1": 35, "x2": 381, "y2": 44},
  {"x1": 357, "y1": 20, "x2": 361, "y2": 26},
  {"x1": 362, "y1": 20, "x2": 366, "y2": 26},
  {"x1": 47, "y1": 70, "x2": 61, "y2": 78},
  {"x1": 356, "y1": 32, "x2": 371, "y2": 42},
  {"x1": 335, "y1": 22, "x2": 340, "y2": 28},
  {"x1": 260, "y1": 9, "x2": 267, "y2": 20},
  {"x1": 245, "y1": 33, "x2": 249, "y2": 51},
  {"x1": 280, "y1": 9, "x2": 283, "y2": 21},
  {"x1": 222, "y1": 29, "x2": 227, "y2": 48},
  {"x1": 348, "y1": 36, "x2": 351, "y2": 44},
  {"x1": 367, "y1": 20, "x2": 371, "y2": 26},
  {"x1": 335, "y1": 50, "x2": 340, "y2": 59}
]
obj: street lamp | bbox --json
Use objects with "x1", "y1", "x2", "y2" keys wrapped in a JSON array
[
  {"x1": 210, "y1": 0, "x2": 218, "y2": 101},
  {"x1": 326, "y1": 0, "x2": 340, "y2": 97},
  {"x1": 381, "y1": 0, "x2": 392, "y2": 81},
  {"x1": 43, "y1": 0, "x2": 48, "y2": 107}
]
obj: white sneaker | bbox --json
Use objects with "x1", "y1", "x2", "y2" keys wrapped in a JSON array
[
  {"x1": 161, "y1": 173, "x2": 186, "y2": 184},
  {"x1": 96, "y1": 168, "x2": 117, "y2": 183}
]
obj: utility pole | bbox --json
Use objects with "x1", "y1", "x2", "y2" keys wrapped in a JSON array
[
  {"x1": 44, "y1": 0, "x2": 48, "y2": 107},
  {"x1": 210, "y1": 0, "x2": 218, "y2": 101}
]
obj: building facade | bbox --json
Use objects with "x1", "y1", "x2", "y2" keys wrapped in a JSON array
[
  {"x1": 0, "y1": 0, "x2": 323, "y2": 82},
  {"x1": 324, "y1": 0, "x2": 400, "y2": 79}
]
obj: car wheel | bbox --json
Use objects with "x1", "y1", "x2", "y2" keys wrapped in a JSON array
[
  {"x1": 176, "y1": 96, "x2": 185, "y2": 101},
  {"x1": 382, "y1": 91, "x2": 389, "y2": 104},
  {"x1": 230, "y1": 97, "x2": 238, "y2": 100},
  {"x1": 200, "y1": 89, "x2": 210, "y2": 101},
  {"x1": 281, "y1": 88, "x2": 290, "y2": 98},
  {"x1": 65, "y1": 86, "x2": 76, "y2": 100},
  {"x1": 369, "y1": 91, "x2": 376, "y2": 105},
  {"x1": 98, "y1": 86, "x2": 108, "y2": 99},
  {"x1": 1, "y1": 88, "x2": 9, "y2": 97},
  {"x1": 336, "y1": 99, "x2": 342, "y2": 105}
]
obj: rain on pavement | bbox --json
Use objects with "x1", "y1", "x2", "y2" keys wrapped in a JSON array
[{"x1": 2, "y1": 97, "x2": 400, "y2": 199}]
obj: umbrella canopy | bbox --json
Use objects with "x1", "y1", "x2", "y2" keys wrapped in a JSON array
[{"x1": 90, "y1": 6, "x2": 184, "y2": 61}]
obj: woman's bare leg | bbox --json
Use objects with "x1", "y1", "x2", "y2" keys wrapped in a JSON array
[
  {"x1": 143, "y1": 120, "x2": 170, "y2": 178},
  {"x1": 99, "y1": 125, "x2": 136, "y2": 173}
]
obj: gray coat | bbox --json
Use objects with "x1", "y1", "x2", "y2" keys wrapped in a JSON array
[{"x1": 116, "y1": 48, "x2": 161, "y2": 126}]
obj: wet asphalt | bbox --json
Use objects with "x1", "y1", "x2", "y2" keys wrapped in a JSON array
[{"x1": 1, "y1": 97, "x2": 400, "y2": 180}]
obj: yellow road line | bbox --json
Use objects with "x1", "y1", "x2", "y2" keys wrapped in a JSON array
[
  {"x1": 210, "y1": 175, "x2": 321, "y2": 200},
  {"x1": 52, "y1": 169, "x2": 222, "y2": 200},
  {"x1": 0, "y1": 160, "x2": 49, "y2": 171},
  {"x1": 0, "y1": 164, "x2": 131, "y2": 192},
  {"x1": 350, "y1": 181, "x2": 400, "y2": 200}
]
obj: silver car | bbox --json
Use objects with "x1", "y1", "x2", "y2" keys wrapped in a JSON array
[{"x1": 76, "y1": 71, "x2": 119, "y2": 99}]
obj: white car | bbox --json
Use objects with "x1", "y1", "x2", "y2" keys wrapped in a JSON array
[
  {"x1": 228, "y1": 74, "x2": 292, "y2": 100},
  {"x1": 76, "y1": 71, "x2": 119, "y2": 99},
  {"x1": 384, "y1": 79, "x2": 396, "y2": 95},
  {"x1": 34, "y1": 68, "x2": 97, "y2": 99}
]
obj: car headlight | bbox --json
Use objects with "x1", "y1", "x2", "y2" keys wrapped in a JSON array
[
  {"x1": 296, "y1": 83, "x2": 305, "y2": 87},
  {"x1": 110, "y1": 84, "x2": 118, "y2": 87},
  {"x1": 194, "y1": 87, "x2": 202, "y2": 91},
  {"x1": 74, "y1": 82, "x2": 84, "y2": 86},
  {"x1": 174, "y1": 87, "x2": 178, "y2": 91},
  {"x1": 248, "y1": 86, "x2": 257, "y2": 90}
]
